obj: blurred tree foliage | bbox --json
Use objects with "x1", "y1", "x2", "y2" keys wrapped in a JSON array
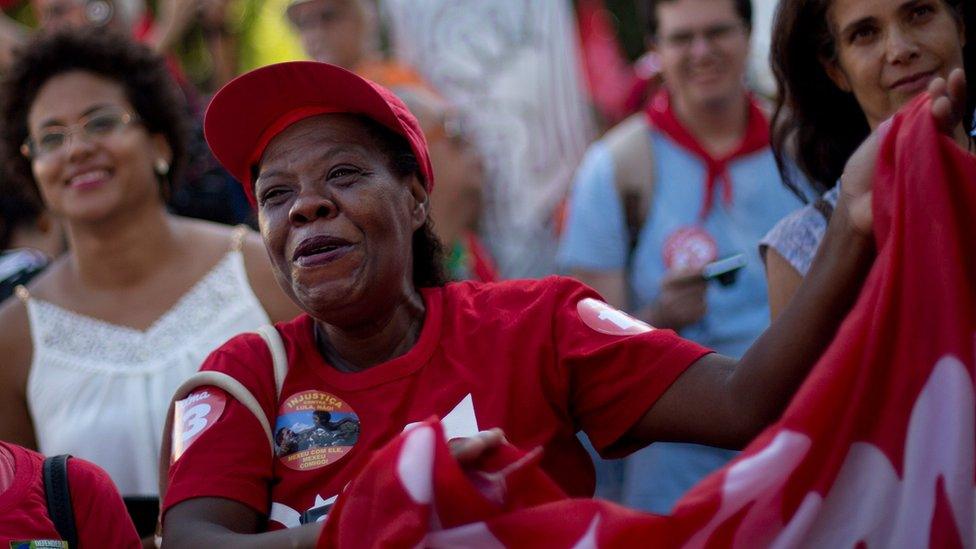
[{"x1": 5, "y1": 1, "x2": 34, "y2": 25}]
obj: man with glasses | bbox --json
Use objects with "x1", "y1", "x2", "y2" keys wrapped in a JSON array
[{"x1": 558, "y1": 0, "x2": 806, "y2": 514}]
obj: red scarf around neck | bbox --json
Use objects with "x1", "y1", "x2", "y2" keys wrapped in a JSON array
[{"x1": 645, "y1": 90, "x2": 770, "y2": 219}]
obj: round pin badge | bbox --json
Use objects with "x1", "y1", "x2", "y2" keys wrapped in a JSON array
[
  {"x1": 172, "y1": 388, "x2": 227, "y2": 461},
  {"x1": 577, "y1": 298, "x2": 654, "y2": 336},
  {"x1": 663, "y1": 226, "x2": 718, "y2": 270},
  {"x1": 275, "y1": 390, "x2": 361, "y2": 471}
]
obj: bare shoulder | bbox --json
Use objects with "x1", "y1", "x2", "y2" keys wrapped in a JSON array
[
  {"x1": 239, "y1": 230, "x2": 300, "y2": 323},
  {"x1": 173, "y1": 217, "x2": 244, "y2": 250},
  {"x1": 0, "y1": 291, "x2": 33, "y2": 391},
  {"x1": 174, "y1": 218, "x2": 298, "y2": 322}
]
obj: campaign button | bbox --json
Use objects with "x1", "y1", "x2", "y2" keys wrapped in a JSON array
[
  {"x1": 275, "y1": 390, "x2": 360, "y2": 471},
  {"x1": 577, "y1": 298, "x2": 654, "y2": 336},
  {"x1": 663, "y1": 226, "x2": 718, "y2": 270}
]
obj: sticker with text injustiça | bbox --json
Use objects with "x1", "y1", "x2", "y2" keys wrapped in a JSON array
[{"x1": 275, "y1": 390, "x2": 360, "y2": 471}]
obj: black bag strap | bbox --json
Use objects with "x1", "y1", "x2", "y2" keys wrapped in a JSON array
[
  {"x1": 606, "y1": 113, "x2": 656, "y2": 271},
  {"x1": 43, "y1": 454, "x2": 79, "y2": 548}
]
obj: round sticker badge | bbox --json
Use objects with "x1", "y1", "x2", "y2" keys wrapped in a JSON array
[
  {"x1": 577, "y1": 298, "x2": 654, "y2": 336},
  {"x1": 172, "y1": 388, "x2": 227, "y2": 461},
  {"x1": 274, "y1": 390, "x2": 361, "y2": 471},
  {"x1": 663, "y1": 226, "x2": 718, "y2": 270}
]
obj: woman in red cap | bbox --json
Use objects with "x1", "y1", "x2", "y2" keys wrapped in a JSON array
[{"x1": 159, "y1": 59, "x2": 901, "y2": 545}]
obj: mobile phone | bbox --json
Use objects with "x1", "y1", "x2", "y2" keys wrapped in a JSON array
[{"x1": 701, "y1": 254, "x2": 747, "y2": 286}]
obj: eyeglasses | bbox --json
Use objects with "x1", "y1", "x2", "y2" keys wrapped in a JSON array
[
  {"x1": 21, "y1": 109, "x2": 140, "y2": 160},
  {"x1": 660, "y1": 22, "x2": 745, "y2": 50}
]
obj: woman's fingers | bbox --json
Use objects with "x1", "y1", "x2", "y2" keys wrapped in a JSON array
[
  {"x1": 449, "y1": 428, "x2": 506, "y2": 465},
  {"x1": 929, "y1": 68, "x2": 968, "y2": 136},
  {"x1": 947, "y1": 68, "x2": 967, "y2": 113}
]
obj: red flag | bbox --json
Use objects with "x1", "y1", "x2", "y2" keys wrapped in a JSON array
[
  {"x1": 576, "y1": 0, "x2": 641, "y2": 123},
  {"x1": 319, "y1": 95, "x2": 976, "y2": 547}
]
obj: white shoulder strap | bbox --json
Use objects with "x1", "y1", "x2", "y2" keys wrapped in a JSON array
[{"x1": 257, "y1": 324, "x2": 288, "y2": 399}]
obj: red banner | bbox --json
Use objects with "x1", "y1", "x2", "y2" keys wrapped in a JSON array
[{"x1": 320, "y1": 96, "x2": 976, "y2": 548}]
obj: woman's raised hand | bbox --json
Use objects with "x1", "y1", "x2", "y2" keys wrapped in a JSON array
[
  {"x1": 930, "y1": 68, "x2": 968, "y2": 138},
  {"x1": 840, "y1": 68, "x2": 969, "y2": 236}
]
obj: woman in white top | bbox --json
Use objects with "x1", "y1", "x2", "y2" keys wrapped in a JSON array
[{"x1": 0, "y1": 29, "x2": 297, "y2": 527}]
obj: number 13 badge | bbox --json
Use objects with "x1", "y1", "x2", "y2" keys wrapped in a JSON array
[{"x1": 172, "y1": 389, "x2": 228, "y2": 461}]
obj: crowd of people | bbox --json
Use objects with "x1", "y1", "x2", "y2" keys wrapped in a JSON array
[{"x1": 0, "y1": 0, "x2": 971, "y2": 546}]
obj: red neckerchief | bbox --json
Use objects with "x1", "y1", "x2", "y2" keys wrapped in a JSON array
[{"x1": 645, "y1": 90, "x2": 770, "y2": 219}]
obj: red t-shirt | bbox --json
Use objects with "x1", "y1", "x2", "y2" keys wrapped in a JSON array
[
  {"x1": 0, "y1": 443, "x2": 140, "y2": 547},
  {"x1": 163, "y1": 277, "x2": 710, "y2": 530}
]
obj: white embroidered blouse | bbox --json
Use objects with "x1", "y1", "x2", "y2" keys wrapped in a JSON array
[{"x1": 18, "y1": 234, "x2": 270, "y2": 497}]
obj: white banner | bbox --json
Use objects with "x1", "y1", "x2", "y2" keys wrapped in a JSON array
[{"x1": 381, "y1": 0, "x2": 595, "y2": 277}]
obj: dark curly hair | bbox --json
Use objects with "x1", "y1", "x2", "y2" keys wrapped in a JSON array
[
  {"x1": 0, "y1": 175, "x2": 44, "y2": 250},
  {"x1": 359, "y1": 116, "x2": 448, "y2": 288},
  {"x1": 0, "y1": 28, "x2": 189, "y2": 203},
  {"x1": 771, "y1": 0, "x2": 975, "y2": 198}
]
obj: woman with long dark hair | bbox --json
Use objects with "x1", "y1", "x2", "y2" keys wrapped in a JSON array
[{"x1": 761, "y1": 0, "x2": 974, "y2": 317}]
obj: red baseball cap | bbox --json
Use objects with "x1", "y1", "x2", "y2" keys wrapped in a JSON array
[{"x1": 204, "y1": 61, "x2": 434, "y2": 206}]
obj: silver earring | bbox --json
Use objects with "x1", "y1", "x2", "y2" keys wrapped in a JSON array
[{"x1": 154, "y1": 158, "x2": 170, "y2": 176}]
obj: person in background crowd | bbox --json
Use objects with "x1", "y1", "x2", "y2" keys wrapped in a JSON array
[
  {"x1": 0, "y1": 0, "x2": 256, "y2": 228},
  {"x1": 234, "y1": 0, "x2": 306, "y2": 72},
  {"x1": 0, "y1": 179, "x2": 63, "y2": 302},
  {"x1": 29, "y1": 0, "x2": 107, "y2": 30},
  {"x1": 160, "y1": 59, "x2": 875, "y2": 544},
  {"x1": 0, "y1": 442, "x2": 141, "y2": 547},
  {"x1": 286, "y1": 0, "x2": 494, "y2": 281},
  {"x1": 397, "y1": 88, "x2": 497, "y2": 282},
  {"x1": 286, "y1": 0, "x2": 426, "y2": 87},
  {"x1": 558, "y1": 0, "x2": 805, "y2": 514},
  {"x1": 761, "y1": 0, "x2": 973, "y2": 319},
  {"x1": 0, "y1": 30, "x2": 297, "y2": 538},
  {"x1": 381, "y1": 0, "x2": 595, "y2": 278}
]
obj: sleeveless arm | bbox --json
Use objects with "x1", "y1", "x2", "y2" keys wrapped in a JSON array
[{"x1": 0, "y1": 296, "x2": 37, "y2": 448}]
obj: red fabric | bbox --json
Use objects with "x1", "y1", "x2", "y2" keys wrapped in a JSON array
[
  {"x1": 576, "y1": 0, "x2": 641, "y2": 123},
  {"x1": 0, "y1": 445, "x2": 13, "y2": 495},
  {"x1": 466, "y1": 233, "x2": 499, "y2": 283},
  {"x1": 163, "y1": 277, "x2": 709, "y2": 530},
  {"x1": 645, "y1": 90, "x2": 770, "y2": 219},
  {"x1": 205, "y1": 62, "x2": 435, "y2": 204},
  {"x1": 318, "y1": 96, "x2": 976, "y2": 547},
  {"x1": 0, "y1": 443, "x2": 140, "y2": 547}
]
